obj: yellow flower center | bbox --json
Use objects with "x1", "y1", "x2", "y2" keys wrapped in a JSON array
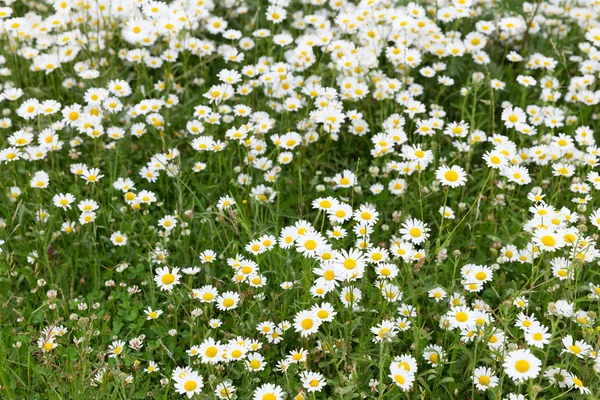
[
  {"x1": 304, "y1": 240, "x2": 317, "y2": 250},
  {"x1": 570, "y1": 345, "x2": 582, "y2": 354},
  {"x1": 409, "y1": 228, "x2": 421, "y2": 237},
  {"x1": 231, "y1": 349, "x2": 242, "y2": 358},
  {"x1": 541, "y1": 236, "x2": 556, "y2": 247},
  {"x1": 343, "y1": 259, "x2": 356, "y2": 270},
  {"x1": 455, "y1": 312, "x2": 468, "y2": 322},
  {"x1": 515, "y1": 360, "x2": 530, "y2": 373},
  {"x1": 301, "y1": 318, "x2": 313, "y2": 330},
  {"x1": 444, "y1": 170, "x2": 459, "y2": 182},
  {"x1": 206, "y1": 347, "x2": 218, "y2": 357}
]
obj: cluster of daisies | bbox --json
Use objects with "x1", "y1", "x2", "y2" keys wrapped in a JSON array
[
  {"x1": 2, "y1": 0, "x2": 600, "y2": 398},
  {"x1": 138, "y1": 189, "x2": 600, "y2": 397}
]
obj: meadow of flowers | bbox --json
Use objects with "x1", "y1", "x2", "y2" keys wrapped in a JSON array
[{"x1": 2, "y1": 0, "x2": 600, "y2": 398}]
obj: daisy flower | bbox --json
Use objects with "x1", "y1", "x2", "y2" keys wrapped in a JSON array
[
  {"x1": 312, "y1": 197, "x2": 339, "y2": 211},
  {"x1": 423, "y1": 345, "x2": 445, "y2": 366},
  {"x1": 199, "y1": 338, "x2": 222, "y2": 364},
  {"x1": 503, "y1": 349, "x2": 542, "y2": 383},
  {"x1": 473, "y1": 367, "x2": 498, "y2": 391},
  {"x1": 561, "y1": 335, "x2": 592, "y2": 358},
  {"x1": 216, "y1": 291, "x2": 240, "y2": 311},
  {"x1": 327, "y1": 202, "x2": 353, "y2": 223},
  {"x1": 566, "y1": 374, "x2": 591, "y2": 394},
  {"x1": 296, "y1": 231, "x2": 326, "y2": 257},
  {"x1": 110, "y1": 231, "x2": 127, "y2": 246},
  {"x1": 301, "y1": 371, "x2": 327, "y2": 392},
  {"x1": 525, "y1": 324, "x2": 551, "y2": 348},
  {"x1": 446, "y1": 306, "x2": 475, "y2": 329},
  {"x1": 333, "y1": 248, "x2": 367, "y2": 280},
  {"x1": 215, "y1": 382, "x2": 236, "y2": 399},
  {"x1": 253, "y1": 383, "x2": 285, "y2": 400},
  {"x1": 108, "y1": 340, "x2": 125, "y2": 358},
  {"x1": 371, "y1": 320, "x2": 398, "y2": 343},
  {"x1": 436, "y1": 165, "x2": 467, "y2": 188},
  {"x1": 311, "y1": 302, "x2": 336, "y2": 322},
  {"x1": 53, "y1": 193, "x2": 75, "y2": 209},
  {"x1": 428, "y1": 287, "x2": 447, "y2": 302},
  {"x1": 144, "y1": 307, "x2": 163, "y2": 320},
  {"x1": 174, "y1": 370, "x2": 204, "y2": 398},
  {"x1": 389, "y1": 363, "x2": 415, "y2": 391},
  {"x1": 30, "y1": 171, "x2": 50, "y2": 188},
  {"x1": 195, "y1": 285, "x2": 218, "y2": 303},
  {"x1": 399, "y1": 218, "x2": 430, "y2": 244},
  {"x1": 439, "y1": 206, "x2": 455, "y2": 219},
  {"x1": 145, "y1": 361, "x2": 159, "y2": 374},
  {"x1": 287, "y1": 348, "x2": 308, "y2": 364},
  {"x1": 246, "y1": 353, "x2": 266, "y2": 372},
  {"x1": 293, "y1": 310, "x2": 322, "y2": 337},
  {"x1": 533, "y1": 229, "x2": 565, "y2": 252},
  {"x1": 154, "y1": 266, "x2": 181, "y2": 292}
]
